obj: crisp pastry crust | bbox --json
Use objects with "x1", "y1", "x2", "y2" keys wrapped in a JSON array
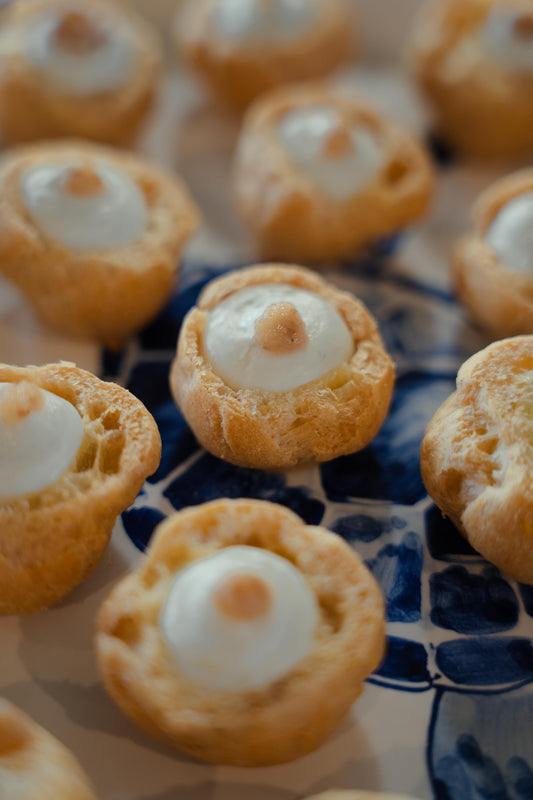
[
  {"x1": 233, "y1": 84, "x2": 434, "y2": 262},
  {"x1": 170, "y1": 264, "x2": 395, "y2": 470},
  {"x1": 0, "y1": 0, "x2": 163, "y2": 146},
  {"x1": 453, "y1": 169, "x2": 533, "y2": 337},
  {"x1": 175, "y1": 0, "x2": 353, "y2": 111},
  {"x1": 96, "y1": 498, "x2": 386, "y2": 766},
  {"x1": 304, "y1": 792, "x2": 420, "y2": 800},
  {"x1": 0, "y1": 361, "x2": 161, "y2": 615},
  {"x1": 0, "y1": 139, "x2": 199, "y2": 348},
  {"x1": 420, "y1": 335, "x2": 533, "y2": 583},
  {"x1": 0, "y1": 699, "x2": 96, "y2": 800},
  {"x1": 408, "y1": 0, "x2": 533, "y2": 159}
]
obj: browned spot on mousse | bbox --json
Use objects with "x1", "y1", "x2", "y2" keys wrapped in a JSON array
[
  {"x1": 63, "y1": 165, "x2": 104, "y2": 197},
  {"x1": 214, "y1": 572, "x2": 272, "y2": 622},
  {"x1": 0, "y1": 706, "x2": 32, "y2": 756},
  {"x1": 0, "y1": 381, "x2": 44, "y2": 425},
  {"x1": 53, "y1": 10, "x2": 107, "y2": 53},
  {"x1": 514, "y1": 12, "x2": 533, "y2": 39},
  {"x1": 323, "y1": 124, "x2": 353, "y2": 159},
  {"x1": 254, "y1": 302, "x2": 308, "y2": 354}
]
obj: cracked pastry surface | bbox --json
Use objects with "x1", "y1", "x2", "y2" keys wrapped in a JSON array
[
  {"x1": 0, "y1": 0, "x2": 163, "y2": 146},
  {"x1": 233, "y1": 84, "x2": 434, "y2": 261},
  {"x1": 96, "y1": 498, "x2": 385, "y2": 766},
  {"x1": 0, "y1": 139, "x2": 199, "y2": 347},
  {"x1": 174, "y1": 0, "x2": 353, "y2": 111},
  {"x1": 420, "y1": 335, "x2": 533, "y2": 583},
  {"x1": 0, "y1": 699, "x2": 96, "y2": 800},
  {"x1": 408, "y1": 0, "x2": 533, "y2": 159},
  {"x1": 0, "y1": 361, "x2": 161, "y2": 615},
  {"x1": 170, "y1": 263, "x2": 395, "y2": 470},
  {"x1": 453, "y1": 168, "x2": 533, "y2": 338}
]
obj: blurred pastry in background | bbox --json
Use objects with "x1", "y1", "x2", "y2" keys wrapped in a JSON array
[
  {"x1": 0, "y1": 139, "x2": 199, "y2": 347},
  {"x1": 0, "y1": 361, "x2": 161, "y2": 615},
  {"x1": 0, "y1": 0, "x2": 163, "y2": 146},
  {"x1": 96, "y1": 498, "x2": 385, "y2": 766},
  {"x1": 453, "y1": 168, "x2": 533, "y2": 337},
  {"x1": 171, "y1": 263, "x2": 395, "y2": 470},
  {"x1": 420, "y1": 335, "x2": 533, "y2": 584},
  {"x1": 174, "y1": 0, "x2": 354, "y2": 111},
  {"x1": 0, "y1": 699, "x2": 97, "y2": 799},
  {"x1": 232, "y1": 83, "x2": 434, "y2": 262},
  {"x1": 408, "y1": 0, "x2": 533, "y2": 160}
]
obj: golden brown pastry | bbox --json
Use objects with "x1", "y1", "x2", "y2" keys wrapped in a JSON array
[
  {"x1": 96, "y1": 498, "x2": 386, "y2": 766},
  {"x1": 304, "y1": 792, "x2": 420, "y2": 800},
  {"x1": 420, "y1": 335, "x2": 533, "y2": 583},
  {"x1": 0, "y1": 699, "x2": 97, "y2": 800},
  {"x1": 0, "y1": 361, "x2": 161, "y2": 615},
  {"x1": 453, "y1": 168, "x2": 533, "y2": 337},
  {"x1": 0, "y1": 139, "x2": 199, "y2": 348},
  {"x1": 0, "y1": 0, "x2": 163, "y2": 147},
  {"x1": 408, "y1": 0, "x2": 533, "y2": 160},
  {"x1": 233, "y1": 83, "x2": 435, "y2": 262},
  {"x1": 170, "y1": 263, "x2": 395, "y2": 470},
  {"x1": 174, "y1": 0, "x2": 354, "y2": 111}
]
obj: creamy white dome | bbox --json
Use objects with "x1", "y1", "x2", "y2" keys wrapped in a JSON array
[
  {"x1": 485, "y1": 190, "x2": 533, "y2": 274},
  {"x1": 208, "y1": 0, "x2": 318, "y2": 45},
  {"x1": 480, "y1": 6, "x2": 533, "y2": 73}
]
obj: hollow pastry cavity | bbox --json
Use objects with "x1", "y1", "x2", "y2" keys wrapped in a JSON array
[
  {"x1": 0, "y1": 380, "x2": 83, "y2": 499},
  {"x1": 22, "y1": 6, "x2": 136, "y2": 96},
  {"x1": 233, "y1": 84, "x2": 434, "y2": 261},
  {"x1": 0, "y1": 699, "x2": 97, "y2": 800},
  {"x1": 208, "y1": 0, "x2": 318, "y2": 45},
  {"x1": 160, "y1": 545, "x2": 319, "y2": 690},
  {"x1": 21, "y1": 161, "x2": 148, "y2": 250},
  {"x1": 204, "y1": 283, "x2": 354, "y2": 391},
  {"x1": 485, "y1": 190, "x2": 533, "y2": 274},
  {"x1": 0, "y1": 362, "x2": 161, "y2": 615},
  {"x1": 420, "y1": 335, "x2": 533, "y2": 584},
  {"x1": 96, "y1": 498, "x2": 386, "y2": 766}
]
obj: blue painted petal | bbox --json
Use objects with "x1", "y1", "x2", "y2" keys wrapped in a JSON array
[
  {"x1": 425, "y1": 504, "x2": 478, "y2": 561},
  {"x1": 436, "y1": 638, "x2": 533, "y2": 686},
  {"x1": 121, "y1": 506, "x2": 166, "y2": 552},
  {"x1": 366, "y1": 531, "x2": 423, "y2": 622},
  {"x1": 375, "y1": 635, "x2": 431, "y2": 685}
]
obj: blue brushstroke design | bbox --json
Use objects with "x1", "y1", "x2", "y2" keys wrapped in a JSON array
[
  {"x1": 425, "y1": 504, "x2": 479, "y2": 561},
  {"x1": 518, "y1": 584, "x2": 533, "y2": 619},
  {"x1": 433, "y1": 734, "x2": 508, "y2": 800},
  {"x1": 506, "y1": 757, "x2": 533, "y2": 800},
  {"x1": 122, "y1": 506, "x2": 166, "y2": 552},
  {"x1": 331, "y1": 513, "x2": 407, "y2": 544},
  {"x1": 375, "y1": 635, "x2": 431, "y2": 685},
  {"x1": 436, "y1": 638, "x2": 533, "y2": 686},
  {"x1": 367, "y1": 531, "x2": 423, "y2": 622},
  {"x1": 430, "y1": 566, "x2": 519, "y2": 635}
]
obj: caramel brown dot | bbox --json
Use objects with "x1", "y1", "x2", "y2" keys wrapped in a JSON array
[
  {"x1": 254, "y1": 302, "x2": 308, "y2": 354},
  {"x1": 53, "y1": 10, "x2": 107, "y2": 53},
  {"x1": 514, "y1": 12, "x2": 533, "y2": 39},
  {"x1": 0, "y1": 381, "x2": 44, "y2": 426},
  {"x1": 214, "y1": 572, "x2": 272, "y2": 622},
  {"x1": 63, "y1": 165, "x2": 104, "y2": 197},
  {"x1": 323, "y1": 125, "x2": 353, "y2": 159},
  {"x1": 0, "y1": 704, "x2": 32, "y2": 757}
]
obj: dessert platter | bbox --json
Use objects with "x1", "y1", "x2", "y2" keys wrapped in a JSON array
[{"x1": 0, "y1": 1, "x2": 533, "y2": 798}]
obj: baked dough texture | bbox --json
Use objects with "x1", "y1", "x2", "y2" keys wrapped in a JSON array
[
  {"x1": 304, "y1": 792, "x2": 420, "y2": 800},
  {"x1": 0, "y1": 361, "x2": 161, "y2": 615},
  {"x1": 96, "y1": 498, "x2": 386, "y2": 766},
  {"x1": 0, "y1": 140, "x2": 200, "y2": 348},
  {"x1": 175, "y1": 0, "x2": 353, "y2": 111},
  {"x1": 170, "y1": 264, "x2": 395, "y2": 470},
  {"x1": 453, "y1": 168, "x2": 533, "y2": 338},
  {"x1": 408, "y1": 0, "x2": 533, "y2": 160},
  {"x1": 420, "y1": 335, "x2": 533, "y2": 583},
  {"x1": 0, "y1": 0, "x2": 163, "y2": 146},
  {"x1": 233, "y1": 84, "x2": 434, "y2": 262},
  {"x1": 0, "y1": 699, "x2": 96, "y2": 800}
]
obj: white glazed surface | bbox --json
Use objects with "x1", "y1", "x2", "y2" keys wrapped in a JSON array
[
  {"x1": 0, "y1": 382, "x2": 83, "y2": 499},
  {"x1": 20, "y1": 161, "x2": 148, "y2": 251},
  {"x1": 208, "y1": 0, "x2": 318, "y2": 45},
  {"x1": 480, "y1": 6, "x2": 533, "y2": 73},
  {"x1": 160, "y1": 545, "x2": 319, "y2": 691},
  {"x1": 485, "y1": 190, "x2": 533, "y2": 274},
  {"x1": 204, "y1": 283, "x2": 354, "y2": 392}
]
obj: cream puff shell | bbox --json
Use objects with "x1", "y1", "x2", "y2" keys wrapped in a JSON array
[
  {"x1": 0, "y1": 140, "x2": 200, "y2": 348},
  {"x1": 175, "y1": 0, "x2": 353, "y2": 111},
  {"x1": 96, "y1": 498, "x2": 386, "y2": 767},
  {"x1": 420, "y1": 335, "x2": 533, "y2": 583},
  {"x1": 408, "y1": 0, "x2": 533, "y2": 160},
  {"x1": 453, "y1": 169, "x2": 533, "y2": 338},
  {"x1": 0, "y1": 699, "x2": 96, "y2": 800},
  {"x1": 233, "y1": 84, "x2": 434, "y2": 262},
  {"x1": 170, "y1": 264, "x2": 395, "y2": 470},
  {"x1": 0, "y1": 361, "x2": 161, "y2": 615},
  {"x1": 0, "y1": 0, "x2": 163, "y2": 147}
]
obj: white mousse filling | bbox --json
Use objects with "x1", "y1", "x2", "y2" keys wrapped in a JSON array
[
  {"x1": 480, "y1": 7, "x2": 533, "y2": 73},
  {"x1": 209, "y1": 0, "x2": 317, "y2": 44},
  {"x1": 278, "y1": 106, "x2": 384, "y2": 200},
  {"x1": 485, "y1": 190, "x2": 533, "y2": 274},
  {"x1": 0, "y1": 382, "x2": 83, "y2": 499},
  {"x1": 160, "y1": 545, "x2": 319, "y2": 691},
  {"x1": 20, "y1": 161, "x2": 148, "y2": 251},
  {"x1": 204, "y1": 283, "x2": 354, "y2": 392},
  {"x1": 22, "y1": 7, "x2": 135, "y2": 96}
]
